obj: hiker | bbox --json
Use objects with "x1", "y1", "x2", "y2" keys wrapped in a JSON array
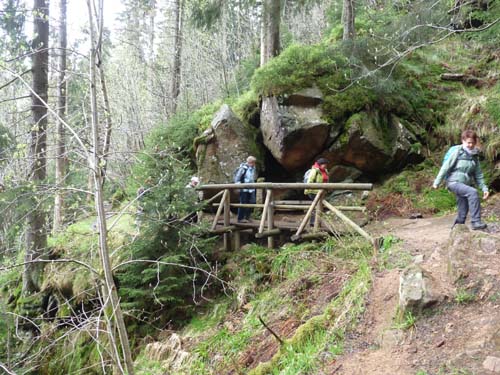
[
  {"x1": 185, "y1": 176, "x2": 202, "y2": 223},
  {"x1": 432, "y1": 129, "x2": 489, "y2": 230},
  {"x1": 186, "y1": 176, "x2": 200, "y2": 189},
  {"x1": 304, "y1": 158, "x2": 329, "y2": 225},
  {"x1": 235, "y1": 156, "x2": 257, "y2": 223}
]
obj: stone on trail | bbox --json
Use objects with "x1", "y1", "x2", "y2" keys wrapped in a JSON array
[
  {"x1": 483, "y1": 356, "x2": 500, "y2": 373},
  {"x1": 399, "y1": 264, "x2": 441, "y2": 315}
]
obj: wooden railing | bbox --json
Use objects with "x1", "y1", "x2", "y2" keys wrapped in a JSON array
[{"x1": 197, "y1": 182, "x2": 374, "y2": 251}]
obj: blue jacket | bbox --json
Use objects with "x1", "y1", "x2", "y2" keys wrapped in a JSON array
[{"x1": 433, "y1": 147, "x2": 488, "y2": 192}]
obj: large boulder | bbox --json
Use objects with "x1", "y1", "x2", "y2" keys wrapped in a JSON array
[
  {"x1": 195, "y1": 105, "x2": 263, "y2": 185},
  {"x1": 322, "y1": 111, "x2": 424, "y2": 174},
  {"x1": 447, "y1": 224, "x2": 500, "y2": 283},
  {"x1": 260, "y1": 87, "x2": 338, "y2": 172}
]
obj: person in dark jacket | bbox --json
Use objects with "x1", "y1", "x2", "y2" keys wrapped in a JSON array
[
  {"x1": 433, "y1": 129, "x2": 489, "y2": 230},
  {"x1": 235, "y1": 156, "x2": 257, "y2": 223}
]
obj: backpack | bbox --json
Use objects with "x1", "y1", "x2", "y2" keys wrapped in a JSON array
[
  {"x1": 233, "y1": 164, "x2": 248, "y2": 183},
  {"x1": 442, "y1": 145, "x2": 466, "y2": 180},
  {"x1": 442, "y1": 145, "x2": 462, "y2": 165},
  {"x1": 303, "y1": 168, "x2": 317, "y2": 183}
]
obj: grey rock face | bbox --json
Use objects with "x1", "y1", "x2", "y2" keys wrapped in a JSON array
[
  {"x1": 195, "y1": 104, "x2": 263, "y2": 186},
  {"x1": 260, "y1": 88, "x2": 332, "y2": 172}
]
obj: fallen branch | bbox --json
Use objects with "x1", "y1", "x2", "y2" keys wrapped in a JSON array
[{"x1": 258, "y1": 315, "x2": 284, "y2": 345}]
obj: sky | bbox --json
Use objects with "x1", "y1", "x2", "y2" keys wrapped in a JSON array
[{"x1": 57, "y1": 0, "x2": 125, "y2": 45}]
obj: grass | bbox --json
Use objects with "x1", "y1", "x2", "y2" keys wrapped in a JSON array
[
  {"x1": 249, "y1": 258, "x2": 372, "y2": 375},
  {"x1": 455, "y1": 288, "x2": 476, "y2": 304},
  {"x1": 393, "y1": 311, "x2": 417, "y2": 330},
  {"x1": 377, "y1": 235, "x2": 413, "y2": 270}
]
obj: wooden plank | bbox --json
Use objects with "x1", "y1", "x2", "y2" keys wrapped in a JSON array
[
  {"x1": 259, "y1": 189, "x2": 272, "y2": 233},
  {"x1": 323, "y1": 200, "x2": 373, "y2": 242},
  {"x1": 198, "y1": 182, "x2": 373, "y2": 190},
  {"x1": 212, "y1": 203, "x2": 366, "y2": 212},
  {"x1": 210, "y1": 225, "x2": 238, "y2": 234},
  {"x1": 294, "y1": 190, "x2": 325, "y2": 239},
  {"x1": 267, "y1": 189, "x2": 275, "y2": 248},
  {"x1": 296, "y1": 232, "x2": 329, "y2": 241},
  {"x1": 223, "y1": 189, "x2": 231, "y2": 251},
  {"x1": 211, "y1": 189, "x2": 228, "y2": 231},
  {"x1": 255, "y1": 229, "x2": 281, "y2": 238}
]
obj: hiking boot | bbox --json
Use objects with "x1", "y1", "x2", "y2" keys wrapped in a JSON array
[
  {"x1": 472, "y1": 222, "x2": 487, "y2": 230},
  {"x1": 451, "y1": 220, "x2": 465, "y2": 229}
]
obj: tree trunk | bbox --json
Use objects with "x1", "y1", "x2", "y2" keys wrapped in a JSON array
[
  {"x1": 260, "y1": 0, "x2": 280, "y2": 66},
  {"x1": 23, "y1": 0, "x2": 49, "y2": 294},
  {"x1": 53, "y1": 0, "x2": 67, "y2": 233},
  {"x1": 342, "y1": 0, "x2": 356, "y2": 40},
  {"x1": 170, "y1": 0, "x2": 183, "y2": 115},
  {"x1": 87, "y1": 1, "x2": 134, "y2": 373}
]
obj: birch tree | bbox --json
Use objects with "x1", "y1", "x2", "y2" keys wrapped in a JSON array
[
  {"x1": 87, "y1": 0, "x2": 134, "y2": 372},
  {"x1": 53, "y1": 0, "x2": 67, "y2": 233}
]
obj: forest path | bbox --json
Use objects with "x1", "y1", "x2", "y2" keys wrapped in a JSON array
[{"x1": 327, "y1": 195, "x2": 500, "y2": 375}]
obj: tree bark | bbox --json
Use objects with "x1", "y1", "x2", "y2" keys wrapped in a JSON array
[
  {"x1": 342, "y1": 0, "x2": 356, "y2": 40},
  {"x1": 23, "y1": 0, "x2": 49, "y2": 294},
  {"x1": 260, "y1": 0, "x2": 280, "y2": 66},
  {"x1": 170, "y1": 0, "x2": 183, "y2": 115},
  {"x1": 53, "y1": 0, "x2": 67, "y2": 233},
  {"x1": 87, "y1": 1, "x2": 134, "y2": 373}
]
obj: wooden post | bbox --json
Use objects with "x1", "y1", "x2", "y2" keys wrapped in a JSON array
[
  {"x1": 267, "y1": 189, "x2": 274, "y2": 248},
  {"x1": 293, "y1": 190, "x2": 324, "y2": 240},
  {"x1": 211, "y1": 189, "x2": 229, "y2": 231},
  {"x1": 323, "y1": 200, "x2": 373, "y2": 243},
  {"x1": 234, "y1": 230, "x2": 241, "y2": 251},
  {"x1": 223, "y1": 189, "x2": 231, "y2": 251},
  {"x1": 314, "y1": 197, "x2": 322, "y2": 233},
  {"x1": 259, "y1": 189, "x2": 272, "y2": 233}
]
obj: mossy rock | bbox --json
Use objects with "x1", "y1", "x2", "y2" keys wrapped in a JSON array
[
  {"x1": 195, "y1": 104, "x2": 264, "y2": 188},
  {"x1": 323, "y1": 111, "x2": 424, "y2": 174}
]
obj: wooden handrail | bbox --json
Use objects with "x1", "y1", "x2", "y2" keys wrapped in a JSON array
[{"x1": 198, "y1": 182, "x2": 372, "y2": 190}]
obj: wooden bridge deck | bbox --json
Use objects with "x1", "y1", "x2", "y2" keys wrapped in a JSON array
[{"x1": 198, "y1": 182, "x2": 376, "y2": 251}]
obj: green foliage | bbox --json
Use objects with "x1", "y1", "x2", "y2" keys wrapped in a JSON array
[
  {"x1": 393, "y1": 311, "x2": 417, "y2": 330},
  {"x1": 157, "y1": 102, "x2": 221, "y2": 157},
  {"x1": 232, "y1": 90, "x2": 260, "y2": 125},
  {"x1": 378, "y1": 235, "x2": 413, "y2": 270},
  {"x1": 271, "y1": 243, "x2": 318, "y2": 281},
  {"x1": 40, "y1": 331, "x2": 110, "y2": 375},
  {"x1": 321, "y1": 235, "x2": 373, "y2": 261},
  {"x1": 251, "y1": 43, "x2": 349, "y2": 97},
  {"x1": 455, "y1": 288, "x2": 476, "y2": 304},
  {"x1": 420, "y1": 187, "x2": 457, "y2": 213},
  {"x1": 118, "y1": 130, "x2": 218, "y2": 327}
]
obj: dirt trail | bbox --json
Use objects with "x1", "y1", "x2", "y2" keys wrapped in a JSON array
[{"x1": 328, "y1": 200, "x2": 500, "y2": 375}]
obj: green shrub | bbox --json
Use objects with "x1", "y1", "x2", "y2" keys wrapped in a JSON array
[{"x1": 156, "y1": 102, "x2": 222, "y2": 157}]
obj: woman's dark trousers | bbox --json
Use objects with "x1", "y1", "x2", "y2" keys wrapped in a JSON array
[{"x1": 447, "y1": 182, "x2": 481, "y2": 225}]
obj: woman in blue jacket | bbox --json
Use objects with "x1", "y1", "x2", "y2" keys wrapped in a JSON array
[{"x1": 433, "y1": 129, "x2": 489, "y2": 230}]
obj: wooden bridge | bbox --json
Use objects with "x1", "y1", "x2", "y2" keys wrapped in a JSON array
[{"x1": 197, "y1": 182, "x2": 376, "y2": 251}]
